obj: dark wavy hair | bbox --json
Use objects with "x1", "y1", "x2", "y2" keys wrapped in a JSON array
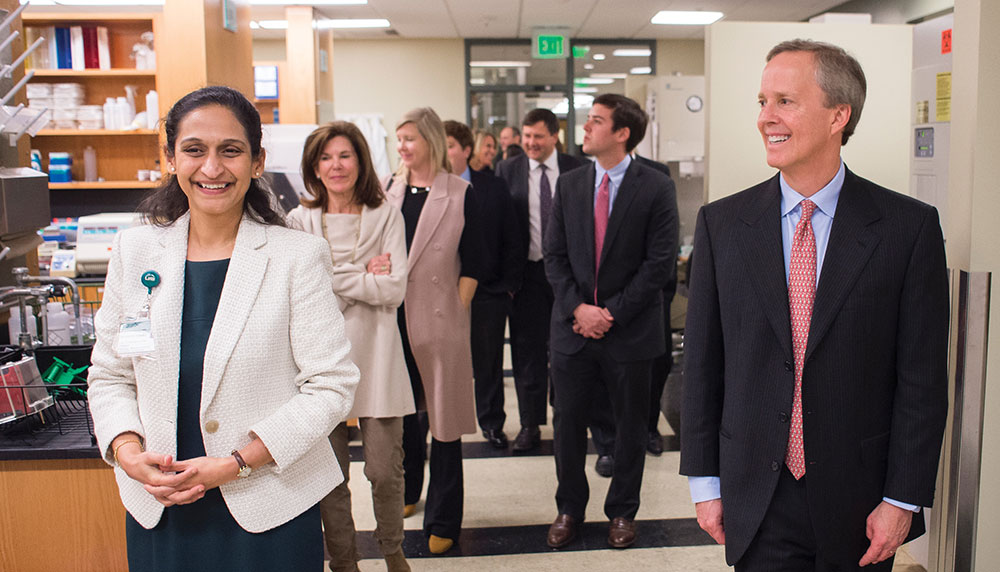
[
  {"x1": 138, "y1": 86, "x2": 285, "y2": 227},
  {"x1": 593, "y1": 93, "x2": 648, "y2": 153},
  {"x1": 300, "y1": 121, "x2": 384, "y2": 211}
]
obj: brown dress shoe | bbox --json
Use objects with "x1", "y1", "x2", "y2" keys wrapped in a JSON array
[
  {"x1": 547, "y1": 514, "x2": 578, "y2": 548},
  {"x1": 608, "y1": 517, "x2": 636, "y2": 548}
]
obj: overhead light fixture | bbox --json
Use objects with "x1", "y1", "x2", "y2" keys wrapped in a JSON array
[
  {"x1": 584, "y1": 63, "x2": 595, "y2": 70},
  {"x1": 591, "y1": 73, "x2": 627, "y2": 79},
  {"x1": 612, "y1": 48, "x2": 652, "y2": 57},
  {"x1": 255, "y1": 20, "x2": 289, "y2": 30},
  {"x1": 574, "y1": 87, "x2": 598, "y2": 93},
  {"x1": 470, "y1": 78, "x2": 486, "y2": 85},
  {"x1": 576, "y1": 78, "x2": 614, "y2": 85},
  {"x1": 316, "y1": 19, "x2": 390, "y2": 29},
  {"x1": 592, "y1": 53, "x2": 606, "y2": 61},
  {"x1": 630, "y1": 67, "x2": 652, "y2": 75},
  {"x1": 651, "y1": 10, "x2": 724, "y2": 25},
  {"x1": 469, "y1": 61, "x2": 532, "y2": 68},
  {"x1": 33, "y1": 0, "x2": 163, "y2": 4},
  {"x1": 251, "y1": 0, "x2": 366, "y2": 4}
]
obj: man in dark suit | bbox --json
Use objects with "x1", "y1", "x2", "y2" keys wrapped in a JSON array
[
  {"x1": 680, "y1": 40, "x2": 949, "y2": 571},
  {"x1": 587, "y1": 155, "x2": 678, "y2": 472},
  {"x1": 634, "y1": 156, "x2": 678, "y2": 455},
  {"x1": 544, "y1": 94, "x2": 677, "y2": 549},
  {"x1": 444, "y1": 120, "x2": 523, "y2": 449},
  {"x1": 496, "y1": 109, "x2": 584, "y2": 452}
]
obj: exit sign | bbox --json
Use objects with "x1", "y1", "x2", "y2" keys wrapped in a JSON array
[{"x1": 532, "y1": 28, "x2": 569, "y2": 59}]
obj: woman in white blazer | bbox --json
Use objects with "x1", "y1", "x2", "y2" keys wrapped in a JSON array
[
  {"x1": 287, "y1": 122, "x2": 413, "y2": 572},
  {"x1": 87, "y1": 86, "x2": 359, "y2": 572}
]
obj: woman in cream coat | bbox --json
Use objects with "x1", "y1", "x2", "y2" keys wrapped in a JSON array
[
  {"x1": 87, "y1": 87, "x2": 358, "y2": 572},
  {"x1": 288, "y1": 121, "x2": 413, "y2": 572},
  {"x1": 387, "y1": 107, "x2": 481, "y2": 555}
]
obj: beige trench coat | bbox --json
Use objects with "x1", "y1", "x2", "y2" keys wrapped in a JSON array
[
  {"x1": 383, "y1": 171, "x2": 477, "y2": 442},
  {"x1": 287, "y1": 201, "x2": 415, "y2": 419}
]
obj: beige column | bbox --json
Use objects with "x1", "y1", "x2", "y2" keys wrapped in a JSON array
[
  {"x1": 944, "y1": 0, "x2": 1000, "y2": 568},
  {"x1": 160, "y1": 0, "x2": 254, "y2": 113},
  {"x1": 282, "y1": 6, "x2": 318, "y2": 124}
]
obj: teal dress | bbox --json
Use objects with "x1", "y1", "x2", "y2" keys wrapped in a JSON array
[{"x1": 125, "y1": 259, "x2": 323, "y2": 572}]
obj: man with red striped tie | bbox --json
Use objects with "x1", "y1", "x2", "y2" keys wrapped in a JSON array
[
  {"x1": 543, "y1": 93, "x2": 677, "y2": 550},
  {"x1": 681, "y1": 39, "x2": 949, "y2": 571}
]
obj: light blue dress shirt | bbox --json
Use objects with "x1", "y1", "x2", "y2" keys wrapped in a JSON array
[
  {"x1": 459, "y1": 165, "x2": 472, "y2": 183},
  {"x1": 593, "y1": 154, "x2": 631, "y2": 216},
  {"x1": 687, "y1": 160, "x2": 918, "y2": 513}
]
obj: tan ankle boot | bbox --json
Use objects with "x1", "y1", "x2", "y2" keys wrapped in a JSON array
[{"x1": 384, "y1": 550, "x2": 411, "y2": 572}]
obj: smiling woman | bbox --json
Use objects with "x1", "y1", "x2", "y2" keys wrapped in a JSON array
[{"x1": 88, "y1": 86, "x2": 359, "y2": 572}]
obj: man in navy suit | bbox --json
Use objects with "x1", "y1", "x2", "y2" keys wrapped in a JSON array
[
  {"x1": 444, "y1": 120, "x2": 523, "y2": 449},
  {"x1": 543, "y1": 94, "x2": 677, "y2": 549},
  {"x1": 681, "y1": 40, "x2": 949, "y2": 571},
  {"x1": 496, "y1": 109, "x2": 584, "y2": 453}
]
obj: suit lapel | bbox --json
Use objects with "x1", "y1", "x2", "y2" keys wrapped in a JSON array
[
  {"x1": 805, "y1": 170, "x2": 880, "y2": 361},
  {"x1": 580, "y1": 165, "x2": 597, "y2": 283},
  {"x1": 514, "y1": 156, "x2": 530, "y2": 223},
  {"x1": 408, "y1": 171, "x2": 454, "y2": 269},
  {"x1": 199, "y1": 218, "x2": 269, "y2": 410},
  {"x1": 151, "y1": 214, "x2": 189, "y2": 417},
  {"x1": 736, "y1": 177, "x2": 793, "y2": 358},
  {"x1": 599, "y1": 161, "x2": 640, "y2": 265}
]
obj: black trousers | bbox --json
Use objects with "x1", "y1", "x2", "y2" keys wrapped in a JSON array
[
  {"x1": 649, "y1": 298, "x2": 673, "y2": 431},
  {"x1": 402, "y1": 412, "x2": 464, "y2": 540},
  {"x1": 551, "y1": 343, "x2": 651, "y2": 521},
  {"x1": 471, "y1": 292, "x2": 511, "y2": 432},
  {"x1": 508, "y1": 260, "x2": 552, "y2": 427},
  {"x1": 738, "y1": 468, "x2": 895, "y2": 572},
  {"x1": 648, "y1": 351, "x2": 672, "y2": 431},
  {"x1": 398, "y1": 304, "x2": 464, "y2": 540}
]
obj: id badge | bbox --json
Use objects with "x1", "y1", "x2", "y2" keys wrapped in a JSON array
[{"x1": 116, "y1": 317, "x2": 156, "y2": 357}]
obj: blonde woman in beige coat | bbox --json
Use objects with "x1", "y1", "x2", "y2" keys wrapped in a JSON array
[
  {"x1": 288, "y1": 122, "x2": 414, "y2": 572},
  {"x1": 386, "y1": 107, "x2": 482, "y2": 555}
]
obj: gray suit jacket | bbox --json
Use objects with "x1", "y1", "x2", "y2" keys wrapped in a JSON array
[{"x1": 88, "y1": 214, "x2": 359, "y2": 532}]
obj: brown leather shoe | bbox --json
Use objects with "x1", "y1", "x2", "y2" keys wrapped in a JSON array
[
  {"x1": 608, "y1": 517, "x2": 636, "y2": 548},
  {"x1": 547, "y1": 514, "x2": 578, "y2": 548}
]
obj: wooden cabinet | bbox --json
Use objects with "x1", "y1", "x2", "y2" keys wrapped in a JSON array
[{"x1": 22, "y1": 13, "x2": 164, "y2": 192}]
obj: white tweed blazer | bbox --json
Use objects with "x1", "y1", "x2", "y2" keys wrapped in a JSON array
[{"x1": 87, "y1": 213, "x2": 359, "y2": 533}]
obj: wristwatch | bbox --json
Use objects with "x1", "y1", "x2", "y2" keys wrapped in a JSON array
[{"x1": 231, "y1": 450, "x2": 251, "y2": 479}]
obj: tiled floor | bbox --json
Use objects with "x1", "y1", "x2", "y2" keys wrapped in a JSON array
[{"x1": 338, "y1": 358, "x2": 926, "y2": 571}]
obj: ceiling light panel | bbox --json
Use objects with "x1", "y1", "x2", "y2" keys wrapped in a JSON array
[
  {"x1": 651, "y1": 11, "x2": 724, "y2": 25},
  {"x1": 612, "y1": 48, "x2": 652, "y2": 57}
]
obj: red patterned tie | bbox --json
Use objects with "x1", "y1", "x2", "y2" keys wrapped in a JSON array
[
  {"x1": 786, "y1": 199, "x2": 816, "y2": 480},
  {"x1": 593, "y1": 173, "x2": 610, "y2": 304}
]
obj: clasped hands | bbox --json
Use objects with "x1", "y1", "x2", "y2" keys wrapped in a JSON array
[
  {"x1": 116, "y1": 442, "x2": 238, "y2": 507},
  {"x1": 572, "y1": 303, "x2": 613, "y2": 339}
]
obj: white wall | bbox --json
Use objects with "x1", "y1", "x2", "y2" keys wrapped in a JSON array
[
  {"x1": 332, "y1": 39, "x2": 465, "y2": 171},
  {"x1": 705, "y1": 22, "x2": 912, "y2": 202}
]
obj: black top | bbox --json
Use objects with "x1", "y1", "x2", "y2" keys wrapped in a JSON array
[
  {"x1": 176, "y1": 259, "x2": 229, "y2": 460},
  {"x1": 401, "y1": 183, "x2": 483, "y2": 281}
]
